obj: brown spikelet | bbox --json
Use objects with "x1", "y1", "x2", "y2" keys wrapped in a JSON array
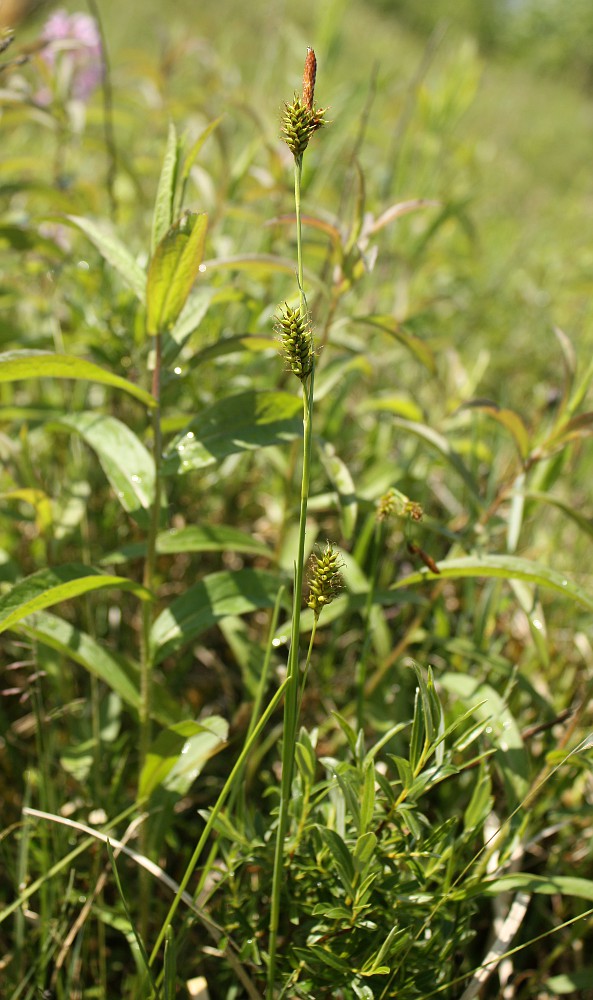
[{"x1": 302, "y1": 47, "x2": 317, "y2": 111}]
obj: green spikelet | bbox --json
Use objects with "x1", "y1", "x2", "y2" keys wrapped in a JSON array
[
  {"x1": 276, "y1": 303, "x2": 314, "y2": 381},
  {"x1": 281, "y1": 95, "x2": 326, "y2": 159},
  {"x1": 307, "y1": 543, "x2": 343, "y2": 620}
]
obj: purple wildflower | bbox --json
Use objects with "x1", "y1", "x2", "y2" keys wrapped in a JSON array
[{"x1": 40, "y1": 9, "x2": 102, "y2": 103}]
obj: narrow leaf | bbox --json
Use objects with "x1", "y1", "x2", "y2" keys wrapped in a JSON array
[
  {"x1": 392, "y1": 553, "x2": 593, "y2": 612},
  {"x1": 19, "y1": 611, "x2": 179, "y2": 725},
  {"x1": 353, "y1": 314, "x2": 436, "y2": 374},
  {"x1": 0, "y1": 351, "x2": 155, "y2": 408},
  {"x1": 151, "y1": 122, "x2": 180, "y2": 253},
  {"x1": 0, "y1": 565, "x2": 151, "y2": 635}
]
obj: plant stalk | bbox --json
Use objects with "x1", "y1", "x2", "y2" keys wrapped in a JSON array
[{"x1": 267, "y1": 153, "x2": 314, "y2": 1000}]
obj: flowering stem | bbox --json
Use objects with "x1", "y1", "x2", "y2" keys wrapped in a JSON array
[{"x1": 267, "y1": 153, "x2": 314, "y2": 1000}]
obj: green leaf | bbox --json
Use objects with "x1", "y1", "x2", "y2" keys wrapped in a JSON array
[
  {"x1": 482, "y1": 873, "x2": 593, "y2": 901},
  {"x1": 150, "y1": 568, "x2": 284, "y2": 663},
  {"x1": 360, "y1": 762, "x2": 376, "y2": 835},
  {"x1": 49, "y1": 412, "x2": 155, "y2": 523},
  {"x1": 151, "y1": 122, "x2": 180, "y2": 254},
  {"x1": 101, "y1": 524, "x2": 272, "y2": 566},
  {"x1": 353, "y1": 831, "x2": 377, "y2": 871},
  {"x1": 162, "y1": 390, "x2": 302, "y2": 474},
  {"x1": 392, "y1": 553, "x2": 593, "y2": 612},
  {"x1": 19, "y1": 611, "x2": 179, "y2": 725},
  {"x1": 66, "y1": 215, "x2": 146, "y2": 301},
  {"x1": 0, "y1": 565, "x2": 151, "y2": 635},
  {"x1": 139, "y1": 716, "x2": 228, "y2": 799},
  {"x1": 317, "y1": 827, "x2": 355, "y2": 891},
  {"x1": 0, "y1": 350, "x2": 155, "y2": 408},
  {"x1": 146, "y1": 213, "x2": 208, "y2": 335}
]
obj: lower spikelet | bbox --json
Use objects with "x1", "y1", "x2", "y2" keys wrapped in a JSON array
[
  {"x1": 276, "y1": 303, "x2": 314, "y2": 381},
  {"x1": 307, "y1": 543, "x2": 343, "y2": 620}
]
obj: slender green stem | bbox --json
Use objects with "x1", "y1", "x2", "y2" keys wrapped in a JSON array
[
  {"x1": 267, "y1": 153, "x2": 314, "y2": 1000},
  {"x1": 148, "y1": 678, "x2": 288, "y2": 965},
  {"x1": 356, "y1": 520, "x2": 382, "y2": 730}
]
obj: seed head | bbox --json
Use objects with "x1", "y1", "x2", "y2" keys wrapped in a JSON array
[
  {"x1": 276, "y1": 303, "x2": 314, "y2": 381},
  {"x1": 307, "y1": 543, "x2": 343, "y2": 620}
]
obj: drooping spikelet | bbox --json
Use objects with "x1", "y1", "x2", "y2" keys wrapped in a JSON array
[
  {"x1": 281, "y1": 48, "x2": 326, "y2": 159},
  {"x1": 377, "y1": 488, "x2": 423, "y2": 523},
  {"x1": 307, "y1": 543, "x2": 343, "y2": 620},
  {"x1": 276, "y1": 303, "x2": 314, "y2": 381}
]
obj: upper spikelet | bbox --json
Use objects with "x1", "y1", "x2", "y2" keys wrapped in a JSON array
[{"x1": 281, "y1": 48, "x2": 326, "y2": 159}]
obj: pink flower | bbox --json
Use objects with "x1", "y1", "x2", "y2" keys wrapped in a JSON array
[{"x1": 40, "y1": 9, "x2": 102, "y2": 102}]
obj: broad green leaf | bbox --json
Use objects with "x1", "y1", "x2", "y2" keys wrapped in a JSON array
[
  {"x1": 151, "y1": 122, "x2": 180, "y2": 254},
  {"x1": 353, "y1": 314, "x2": 436, "y2": 374},
  {"x1": 49, "y1": 411, "x2": 155, "y2": 522},
  {"x1": 392, "y1": 553, "x2": 593, "y2": 612},
  {"x1": 0, "y1": 565, "x2": 151, "y2": 635},
  {"x1": 150, "y1": 568, "x2": 284, "y2": 663},
  {"x1": 66, "y1": 215, "x2": 146, "y2": 301},
  {"x1": 19, "y1": 611, "x2": 179, "y2": 725},
  {"x1": 0, "y1": 350, "x2": 155, "y2": 408},
  {"x1": 146, "y1": 213, "x2": 208, "y2": 335},
  {"x1": 162, "y1": 390, "x2": 302, "y2": 474},
  {"x1": 139, "y1": 716, "x2": 228, "y2": 799},
  {"x1": 101, "y1": 524, "x2": 272, "y2": 565}
]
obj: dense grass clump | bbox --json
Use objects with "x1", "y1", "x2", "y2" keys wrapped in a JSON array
[{"x1": 2, "y1": 2, "x2": 593, "y2": 998}]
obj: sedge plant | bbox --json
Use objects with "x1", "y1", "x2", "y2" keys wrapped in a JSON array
[{"x1": 266, "y1": 48, "x2": 332, "y2": 997}]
